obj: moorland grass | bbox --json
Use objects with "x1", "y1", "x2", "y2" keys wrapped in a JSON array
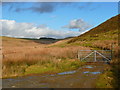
[{"x1": 2, "y1": 45, "x2": 87, "y2": 78}]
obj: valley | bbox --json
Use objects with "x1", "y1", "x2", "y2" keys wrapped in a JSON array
[{"x1": 1, "y1": 14, "x2": 120, "y2": 88}]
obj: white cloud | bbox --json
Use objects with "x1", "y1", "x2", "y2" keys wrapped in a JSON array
[
  {"x1": 63, "y1": 19, "x2": 92, "y2": 31},
  {"x1": 1, "y1": 19, "x2": 81, "y2": 39}
]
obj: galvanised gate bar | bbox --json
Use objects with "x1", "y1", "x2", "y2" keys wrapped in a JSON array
[{"x1": 78, "y1": 50, "x2": 112, "y2": 62}]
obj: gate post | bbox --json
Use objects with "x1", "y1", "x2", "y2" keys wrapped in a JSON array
[
  {"x1": 77, "y1": 50, "x2": 80, "y2": 60},
  {"x1": 94, "y1": 50, "x2": 97, "y2": 62}
]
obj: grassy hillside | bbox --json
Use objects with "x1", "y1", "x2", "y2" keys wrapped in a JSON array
[
  {"x1": 68, "y1": 14, "x2": 119, "y2": 43},
  {"x1": 52, "y1": 15, "x2": 119, "y2": 57},
  {"x1": 66, "y1": 15, "x2": 119, "y2": 58},
  {"x1": 51, "y1": 15, "x2": 119, "y2": 51}
]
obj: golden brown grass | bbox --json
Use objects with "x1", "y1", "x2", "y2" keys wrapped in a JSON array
[
  {"x1": 3, "y1": 46, "x2": 89, "y2": 65},
  {"x1": 92, "y1": 40, "x2": 118, "y2": 50},
  {"x1": 2, "y1": 36, "x2": 90, "y2": 78}
]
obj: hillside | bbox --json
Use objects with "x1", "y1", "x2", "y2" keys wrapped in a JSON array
[
  {"x1": 2, "y1": 36, "x2": 46, "y2": 55},
  {"x1": 51, "y1": 14, "x2": 119, "y2": 60},
  {"x1": 60, "y1": 14, "x2": 119, "y2": 52},
  {"x1": 68, "y1": 14, "x2": 119, "y2": 44},
  {"x1": 2, "y1": 36, "x2": 44, "y2": 47}
]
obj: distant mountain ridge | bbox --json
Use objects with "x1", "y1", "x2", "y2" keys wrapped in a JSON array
[{"x1": 39, "y1": 37, "x2": 57, "y2": 40}]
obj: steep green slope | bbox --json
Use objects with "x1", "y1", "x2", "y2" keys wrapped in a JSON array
[{"x1": 68, "y1": 14, "x2": 119, "y2": 43}]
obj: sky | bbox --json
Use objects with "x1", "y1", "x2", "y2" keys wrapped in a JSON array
[{"x1": 1, "y1": 2, "x2": 118, "y2": 39}]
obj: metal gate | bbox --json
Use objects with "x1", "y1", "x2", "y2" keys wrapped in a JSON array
[{"x1": 78, "y1": 50, "x2": 112, "y2": 62}]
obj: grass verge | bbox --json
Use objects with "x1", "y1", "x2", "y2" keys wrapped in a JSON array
[{"x1": 2, "y1": 59, "x2": 85, "y2": 78}]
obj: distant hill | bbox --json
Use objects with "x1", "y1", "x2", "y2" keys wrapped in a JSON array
[
  {"x1": 68, "y1": 14, "x2": 119, "y2": 43},
  {"x1": 39, "y1": 37, "x2": 56, "y2": 40},
  {"x1": 2, "y1": 36, "x2": 42, "y2": 49},
  {"x1": 37, "y1": 37, "x2": 60, "y2": 44},
  {"x1": 19, "y1": 37, "x2": 59, "y2": 44},
  {"x1": 21, "y1": 37, "x2": 73, "y2": 44}
]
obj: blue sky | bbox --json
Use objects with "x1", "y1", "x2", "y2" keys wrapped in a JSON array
[{"x1": 1, "y1": 2, "x2": 118, "y2": 38}]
